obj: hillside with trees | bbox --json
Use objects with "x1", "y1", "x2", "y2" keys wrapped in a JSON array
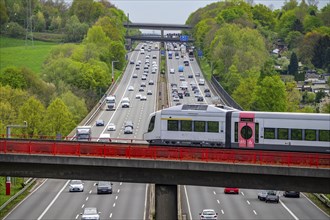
[
  {"x1": 187, "y1": 0, "x2": 330, "y2": 113},
  {"x1": 0, "y1": 0, "x2": 128, "y2": 137}
]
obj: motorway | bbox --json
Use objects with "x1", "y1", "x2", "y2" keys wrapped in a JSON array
[
  {"x1": 164, "y1": 42, "x2": 329, "y2": 220},
  {"x1": 4, "y1": 42, "x2": 156, "y2": 220},
  {"x1": 4, "y1": 42, "x2": 330, "y2": 220}
]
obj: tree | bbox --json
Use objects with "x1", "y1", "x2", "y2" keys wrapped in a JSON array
[
  {"x1": 34, "y1": 11, "x2": 46, "y2": 32},
  {"x1": 288, "y1": 52, "x2": 299, "y2": 77},
  {"x1": 94, "y1": 16, "x2": 124, "y2": 42},
  {"x1": 252, "y1": 76, "x2": 287, "y2": 111},
  {"x1": 285, "y1": 81, "x2": 301, "y2": 112},
  {"x1": 0, "y1": 0, "x2": 9, "y2": 25},
  {"x1": 44, "y1": 98, "x2": 75, "y2": 137},
  {"x1": 64, "y1": 15, "x2": 89, "y2": 42},
  {"x1": 303, "y1": 15, "x2": 323, "y2": 32},
  {"x1": 18, "y1": 97, "x2": 46, "y2": 137},
  {"x1": 70, "y1": 0, "x2": 94, "y2": 24},
  {"x1": 312, "y1": 35, "x2": 330, "y2": 69},
  {"x1": 232, "y1": 76, "x2": 258, "y2": 110},
  {"x1": 0, "y1": 66, "x2": 27, "y2": 89},
  {"x1": 60, "y1": 91, "x2": 88, "y2": 124}
]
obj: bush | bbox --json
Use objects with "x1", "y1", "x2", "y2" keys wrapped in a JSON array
[{"x1": 4, "y1": 22, "x2": 26, "y2": 38}]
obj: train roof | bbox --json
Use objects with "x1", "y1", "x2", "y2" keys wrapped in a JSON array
[{"x1": 162, "y1": 104, "x2": 237, "y2": 114}]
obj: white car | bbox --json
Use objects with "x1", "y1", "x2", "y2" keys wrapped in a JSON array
[
  {"x1": 80, "y1": 207, "x2": 100, "y2": 220},
  {"x1": 107, "y1": 123, "x2": 116, "y2": 131},
  {"x1": 147, "y1": 90, "x2": 152, "y2": 95},
  {"x1": 170, "y1": 68, "x2": 175, "y2": 74},
  {"x1": 199, "y1": 209, "x2": 218, "y2": 220},
  {"x1": 128, "y1": 86, "x2": 134, "y2": 91},
  {"x1": 69, "y1": 180, "x2": 84, "y2": 192},
  {"x1": 132, "y1": 73, "x2": 138, "y2": 78},
  {"x1": 135, "y1": 93, "x2": 142, "y2": 99},
  {"x1": 140, "y1": 96, "x2": 147, "y2": 101}
]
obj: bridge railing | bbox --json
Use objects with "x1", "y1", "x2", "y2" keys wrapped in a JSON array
[{"x1": 1, "y1": 139, "x2": 329, "y2": 168}]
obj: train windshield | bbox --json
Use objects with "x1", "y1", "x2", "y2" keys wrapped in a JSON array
[{"x1": 148, "y1": 115, "x2": 156, "y2": 132}]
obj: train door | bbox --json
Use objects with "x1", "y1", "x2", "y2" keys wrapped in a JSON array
[{"x1": 238, "y1": 112, "x2": 255, "y2": 148}]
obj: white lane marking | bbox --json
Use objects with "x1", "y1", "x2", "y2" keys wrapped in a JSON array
[
  {"x1": 247, "y1": 200, "x2": 250, "y2": 205},
  {"x1": 75, "y1": 214, "x2": 79, "y2": 219},
  {"x1": 82, "y1": 204, "x2": 85, "y2": 208},
  {"x1": 37, "y1": 180, "x2": 70, "y2": 220},
  {"x1": 217, "y1": 200, "x2": 220, "y2": 204},
  {"x1": 213, "y1": 191, "x2": 216, "y2": 195},
  {"x1": 4, "y1": 179, "x2": 49, "y2": 219},
  {"x1": 109, "y1": 213, "x2": 113, "y2": 218},
  {"x1": 143, "y1": 184, "x2": 148, "y2": 220},
  {"x1": 113, "y1": 203, "x2": 116, "y2": 207},
  {"x1": 302, "y1": 193, "x2": 330, "y2": 217},
  {"x1": 221, "y1": 210, "x2": 224, "y2": 214},
  {"x1": 89, "y1": 190, "x2": 92, "y2": 194},
  {"x1": 241, "y1": 192, "x2": 245, "y2": 196},
  {"x1": 280, "y1": 199, "x2": 299, "y2": 220},
  {"x1": 253, "y1": 210, "x2": 257, "y2": 215},
  {"x1": 115, "y1": 195, "x2": 118, "y2": 200},
  {"x1": 184, "y1": 186, "x2": 193, "y2": 220},
  {"x1": 85, "y1": 197, "x2": 89, "y2": 201}
]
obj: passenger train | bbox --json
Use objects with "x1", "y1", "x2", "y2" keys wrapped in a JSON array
[{"x1": 143, "y1": 104, "x2": 330, "y2": 153}]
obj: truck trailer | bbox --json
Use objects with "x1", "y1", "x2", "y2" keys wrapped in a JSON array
[{"x1": 76, "y1": 126, "x2": 92, "y2": 141}]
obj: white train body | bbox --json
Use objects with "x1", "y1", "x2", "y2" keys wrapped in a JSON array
[{"x1": 143, "y1": 105, "x2": 330, "y2": 153}]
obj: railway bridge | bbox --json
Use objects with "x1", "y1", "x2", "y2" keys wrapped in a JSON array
[{"x1": 1, "y1": 138, "x2": 329, "y2": 219}]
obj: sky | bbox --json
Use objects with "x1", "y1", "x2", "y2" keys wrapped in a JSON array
[{"x1": 110, "y1": 0, "x2": 329, "y2": 24}]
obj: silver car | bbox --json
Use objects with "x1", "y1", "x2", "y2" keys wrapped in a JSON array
[
  {"x1": 80, "y1": 207, "x2": 100, "y2": 220},
  {"x1": 69, "y1": 180, "x2": 84, "y2": 192}
]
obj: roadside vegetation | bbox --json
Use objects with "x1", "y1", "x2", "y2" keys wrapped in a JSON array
[{"x1": 187, "y1": 0, "x2": 330, "y2": 113}]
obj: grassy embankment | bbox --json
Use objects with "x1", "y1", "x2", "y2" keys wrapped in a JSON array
[{"x1": 0, "y1": 36, "x2": 57, "y2": 74}]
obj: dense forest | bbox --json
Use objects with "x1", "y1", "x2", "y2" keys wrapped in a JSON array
[
  {"x1": 0, "y1": 0, "x2": 128, "y2": 137},
  {"x1": 187, "y1": 0, "x2": 330, "y2": 112}
]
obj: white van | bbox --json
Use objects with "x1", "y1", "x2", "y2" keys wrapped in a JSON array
[
  {"x1": 199, "y1": 78, "x2": 205, "y2": 85},
  {"x1": 121, "y1": 97, "x2": 130, "y2": 108},
  {"x1": 98, "y1": 133, "x2": 111, "y2": 142},
  {"x1": 105, "y1": 96, "x2": 115, "y2": 103}
]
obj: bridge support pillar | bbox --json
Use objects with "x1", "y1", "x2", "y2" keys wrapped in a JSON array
[
  {"x1": 155, "y1": 184, "x2": 177, "y2": 220},
  {"x1": 161, "y1": 29, "x2": 164, "y2": 38}
]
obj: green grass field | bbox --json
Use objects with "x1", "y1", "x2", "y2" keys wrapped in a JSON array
[{"x1": 0, "y1": 36, "x2": 57, "y2": 74}]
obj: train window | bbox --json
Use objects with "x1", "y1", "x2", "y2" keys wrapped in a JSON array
[
  {"x1": 264, "y1": 128, "x2": 275, "y2": 139},
  {"x1": 234, "y1": 122, "x2": 238, "y2": 142},
  {"x1": 291, "y1": 129, "x2": 302, "y2": 140},
  {"x1": 168, "y1": 120, "x2": 179, "y2": 131},
  {"x1": 241, "y1": 126, "x2": 253, "y2": 139},
  {"x1": 255, "y1": 123, "x2": 259, "y2": 143},
  {"x1": 278, "y1": 128, "x2": 289, "y2": 140},
  {"x1": 319, "y1": 130, "x2": 330, "y2": 142},
  {"x1": 305, "y1": 129, "x2": 316, "y2": 141},
  {"x1": 207, "y1": 121, "x2": 219, "y2": 133},
  {"x1": 194, "y1": 121, "x2": 205, "y2": 132},
  {"x1": 181, "y1": 120, "x2": 192, "y2": 132},
  {"x1": 148, "y1": 115, "x2": 155, "y2": 132}
]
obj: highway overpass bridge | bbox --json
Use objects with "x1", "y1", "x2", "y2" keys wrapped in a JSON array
[{"x1": 124, "y1": 22, "x2": 194, "y2": 49}]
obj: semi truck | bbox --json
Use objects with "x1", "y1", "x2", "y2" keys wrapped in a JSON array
[
  {"x1": 105, "y1": 95, "x2": 116, "y2": 111},
  {"x1": 76, "y1": 126, "x2": 92, "y2": 141}
]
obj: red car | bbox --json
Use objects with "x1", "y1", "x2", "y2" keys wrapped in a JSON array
[{"x1": 224, "y1": 187, "x2": 239, "y2": 194}]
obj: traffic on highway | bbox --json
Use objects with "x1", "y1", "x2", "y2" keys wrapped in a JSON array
[{"x1": 3, "y1": 42, "x2": 329, "y2": 220}]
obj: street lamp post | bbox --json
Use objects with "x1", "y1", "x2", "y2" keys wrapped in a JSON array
[
  {"x1": 6, "y1": 121, "x2": 28, "y2": 195},
  {"x1": 111, "y1": 60, "x2": 119, "y2": 83}
]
